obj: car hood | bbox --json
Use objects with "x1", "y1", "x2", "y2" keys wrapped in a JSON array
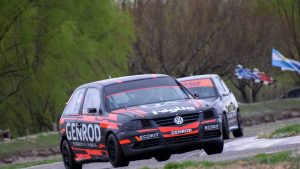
[{"x1": 110, "y1": 99, "x2": 212, "y2": 119}]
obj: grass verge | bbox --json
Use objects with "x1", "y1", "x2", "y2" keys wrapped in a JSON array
[
  {"x1": 1, "y1": 157, "x2": 61, "y2": 169},
  {"x1": 147, "y1": 151, "x2": 300, "y2": 169},
  {"x1": 239, "y1": 98, "x2": 300, "y2": 125},
  {"x1": 0, "y1": 132, "x2": 59, "y2": 159},
  {"x1": 240, "y1": 98, "x2": 300, "y2": 117},
  {"x1": 258, "y1": 124, "x2": 300, "y2": 139}
]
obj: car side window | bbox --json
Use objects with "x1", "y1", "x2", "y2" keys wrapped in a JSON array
[
  {"x1": 214, "y1": 77, "x2": 226, "y2": 94},
  {"x1": 63, "y1": 88, "x2": 85, "y2": 115},
  {"x1": 82, "y1": 88, "x2": 101, "y2": 114},
  {"x1": 220, "y1": 79, "x2": 230, "y2": 94}
]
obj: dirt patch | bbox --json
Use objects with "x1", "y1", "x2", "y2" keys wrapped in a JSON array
[
  {"x1": 243, "y1": 110, "x2": 300, "y2": 126},
  {"x1": 0, "y1": 146, "x2": 60, "y2": 166}
]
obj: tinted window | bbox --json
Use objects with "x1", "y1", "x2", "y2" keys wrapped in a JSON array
[
  {"x1": 63, "y1": 88, "x2": 85, "y2": 115},
  {"x1": 104, "y1": 77, "x2": 189, "y2": 111},
  {"x1": 82, "y1": 88, "x2": 101, "y2": 114}
]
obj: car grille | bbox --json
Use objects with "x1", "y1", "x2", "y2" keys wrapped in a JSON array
[
  {"x1": 165, "y1": 134, "x2": 199, "y2": 144},
  {"x1": 153, "y1": 113, "x2": 199, "y2": 126},
  {"x1": 203, "y1": 130, "x2": 221, "y2": 139},
  {"x1": 133, "y1": 139, "x2": 160, "y2": 149}
]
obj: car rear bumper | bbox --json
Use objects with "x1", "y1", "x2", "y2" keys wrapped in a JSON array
[{"x1": 116, "y1": 118, "x2": 222, "y2": 159}]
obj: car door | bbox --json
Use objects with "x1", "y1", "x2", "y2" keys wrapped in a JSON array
[
  {"x1": 79, "y1": 88, "x2": 102, "y2": 155},
  {"x1": 219, "y1": 77, "x2": 238, "y2": 128},
  {"x1": 63, "y1": 88, "x2": 86, "y2": 148},
  {"x1": 213, "y1": 77, "x2": 235, "y2": 128}
]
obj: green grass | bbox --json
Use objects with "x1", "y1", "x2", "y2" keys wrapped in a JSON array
[
  {"x1": 258, "y1": 124, "x2": 300, "y2": 139},
  {"x1": 248, "y1": 151, "x2": 293, "y2": 164},
  {"x1": 240, "y1": 98, "x2": 300, "y2": 118},
  {"x1": 163, "y1": 160, "x2": 217, "y2": 169},
  {"x1": 0, "y1": 132, "x2": 59, "y2": 159},
  {"x1": 1, "y1": 157, "x2": 61, "y2": 169},
  {"x1": 158, "y1": 151, "x2": 299, "y2": 169}
]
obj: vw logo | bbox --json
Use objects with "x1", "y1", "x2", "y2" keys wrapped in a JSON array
[{"x1": 174, "y1": 116, "x2": 184, "y2": 125}]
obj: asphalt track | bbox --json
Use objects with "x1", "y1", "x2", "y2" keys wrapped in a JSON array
[{"x1": 27, "y1": 118, "x2": 300, "y2": 169}]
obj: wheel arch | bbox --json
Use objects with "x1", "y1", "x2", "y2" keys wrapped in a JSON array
[{"x1": 104, "y1": 130, "x2": 116, "y2": 146}]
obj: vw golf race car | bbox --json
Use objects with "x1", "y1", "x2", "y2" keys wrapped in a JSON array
[
  {"x1": 178, "y1": 74, "x2": 244, "y2": 140},
  {"x1": 59, "y1": 74, "x2": 223, "y2": 169}
]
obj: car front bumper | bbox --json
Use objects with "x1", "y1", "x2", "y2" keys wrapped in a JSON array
[{"x1": 116, "y1": 118, "x2": 223, "y2": 159}]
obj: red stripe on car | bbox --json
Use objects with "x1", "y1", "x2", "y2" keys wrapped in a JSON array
[
  {"x1": 119, "y1": 139, "x2": 131, "y2": 144},
  {"x1": 158, "y1": 121, "x2": 200, "y2": 132},
  {"x1": 201, "y1": 119, "x2": 217, "y2": 124},
  {"x1": 163, "y1": 130, "x2": 199, "y2": 138}
]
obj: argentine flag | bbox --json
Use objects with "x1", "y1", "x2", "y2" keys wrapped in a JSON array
[{"x1": 272, "y1": 48, "x2": 300, "y2": 74}]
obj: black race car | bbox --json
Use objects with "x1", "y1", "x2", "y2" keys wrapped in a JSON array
[
  {"x1": 178, "y1": 74, "x2": 244, "y2": 140},
  {"x1": 59, "y1": 74, "x2": 223, "y2": 169}
]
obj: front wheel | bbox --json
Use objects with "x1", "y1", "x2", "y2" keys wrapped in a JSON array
[
  {"x1": 107, "y1": 134, "x2": 129, "y2": 167},
  {"x1": 61, "y1": 140, "x2": 82, "y2": 169},
  {"x1": 233, "y1": 111, "x2": 244, "y2": 137},
  {"x1": 204, "y1": 141, "x2": 224, "y2": 155},
  {"x1": 222, "y1": 114, "x2": 230, "y2": 140}
]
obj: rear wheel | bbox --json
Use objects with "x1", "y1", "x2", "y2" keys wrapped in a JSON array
[
  {"x1": 107, "y1": 134, "x2": 129, "y2": 167},
  {"x1": 222, "y1": 114, "x2": 230, "y2": 139},
  {"x1": 204, "y1": 141, "x2": 224, "y2": 155},
  {"x1": 233, "y1": 111, "x2": 244, "y2": 137},
  {"x1": 154, "y1": 154, "x2": 171, "y2": 162},
  {"x1": 61, "y1": 140, "x2": 82, "y2": 169}
]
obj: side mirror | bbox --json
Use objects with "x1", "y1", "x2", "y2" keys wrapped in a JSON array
[
  {"x1": 219, "y1": 94, "x2": 223, "y2": 100},
  {"x1": 88, "y1": 108, "x2": 97, "y2": 114},
  {"x1": 193, "y1": 93, "x2": 200, "y2": 98}
]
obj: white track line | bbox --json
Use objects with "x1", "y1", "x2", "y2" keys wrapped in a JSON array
[{"x1": 224, "y1": 135, "x2": 300, "y2": 151}]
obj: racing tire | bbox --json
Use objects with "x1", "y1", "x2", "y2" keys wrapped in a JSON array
[
  {"x1": 61, "y1": 140, "x2": 82, "y2": 169},
  {"x1": 107, "y1": 134, "x2": 129, "y2": 167},
  {"x1": 222, "y1": 114, "x2": 230, "y2": 140},
  {"x1": 233, "y1": 111, "x2": 244, "y2": 138},
  {"x1": 154, "y1": 154, "x2": 171, "y2": 162},
  {"x1": 204, "y1": 141, "x2": 224, "y2": 155}
]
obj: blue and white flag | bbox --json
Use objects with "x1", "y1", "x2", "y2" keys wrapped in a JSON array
[{"x1": 272, "y1": 48, "x2": 300, "y2": 74}]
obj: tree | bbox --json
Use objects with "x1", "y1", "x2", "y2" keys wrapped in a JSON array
[
  {"x1": 126, "y1": 0, "x2": 279, "y2": 102},
  {"x1": 269, "y1": 0, "x2": 300, "y2": 85},
  {"x1": 0, "y1": 0, "x2": 135, "y2": 136}
]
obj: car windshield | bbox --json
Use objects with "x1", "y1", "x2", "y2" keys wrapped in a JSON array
[
  {"x1": 104, "y1": 77, "x2": 190, "y2": 111},
  {"x1": 181, "y1": 78, "x2": 218, "y2": 99}
]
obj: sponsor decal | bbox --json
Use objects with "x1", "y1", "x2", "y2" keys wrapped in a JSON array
[
  {"x1": 139, "y1": 133, "x2": 159, "y2": 140},
  {"x1": 152, "y1": 106, "x2": 195, "y2": 115},
  {"x1": 72, "y1": 141, "x2": 98, "y2": 148},
  {"x1": 140, "y1": 101, "x2": 179, "y2": 108},
  {"x1": 204, "y1": 124, "x2": 219, "y2": 131},
  {"x1": 181, "y1": 79, "x2": 214, "y2": 88},
  {"x1": 171, "y1": 128, "x2": 192, "y2": 135},
  {"x1": 174, "y1": 116, "x2": 184, "y2": 125},
  {"x1": 66, "y1": 123, "x2": 101, "y2": 142}
]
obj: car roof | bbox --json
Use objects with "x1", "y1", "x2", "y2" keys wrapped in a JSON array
[
  {"x1": 78, "y1": 74, "x2": 169, "y2": 88},
  {"x1": 177, "y1": 74, "x2": 219, "y2": 81}
]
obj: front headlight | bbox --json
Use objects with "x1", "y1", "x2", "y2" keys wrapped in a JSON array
[{"x1": 122, "y1": 119, "x2": 152, "y2": 131}]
